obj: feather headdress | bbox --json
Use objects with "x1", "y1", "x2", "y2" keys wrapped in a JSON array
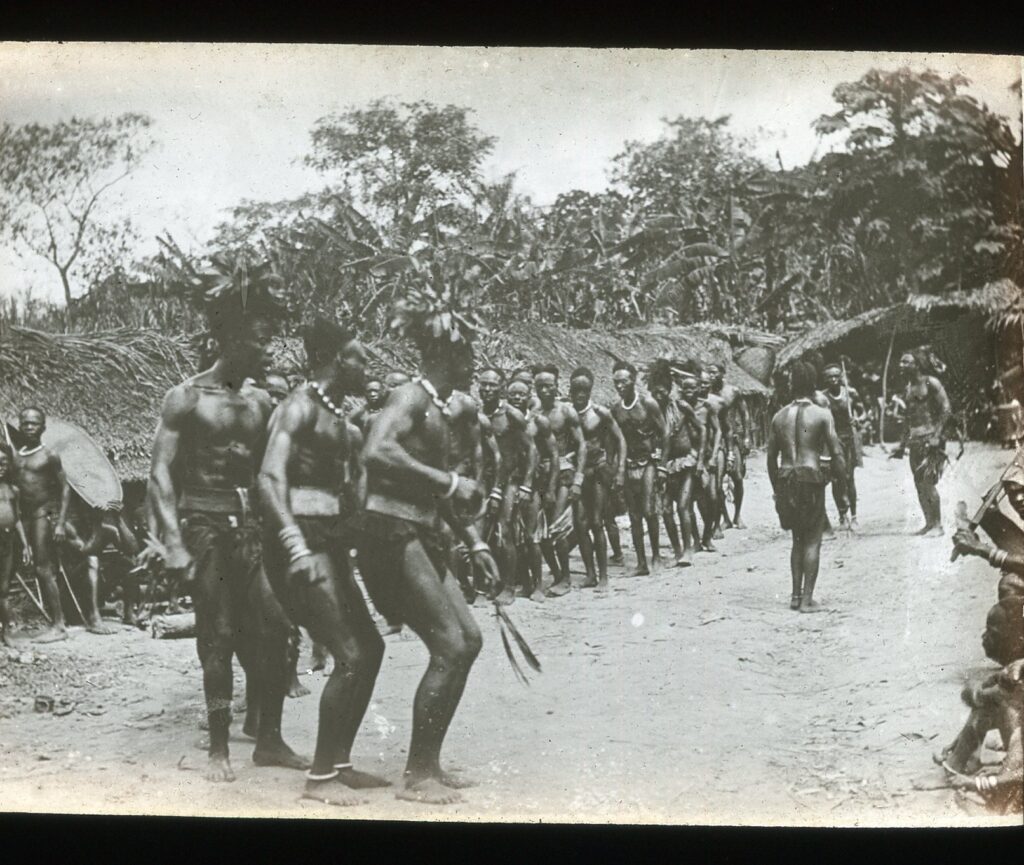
[{"x1": 389, "y1": 280, "x2": 489, "y2": 347}]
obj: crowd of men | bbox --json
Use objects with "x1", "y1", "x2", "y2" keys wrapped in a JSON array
[{"x1": 5, "y1": 276, "x2": 1019, "y2": 811}]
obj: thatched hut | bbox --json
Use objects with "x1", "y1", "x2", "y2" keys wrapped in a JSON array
[
  {"x1": 0, "y1": 325, "x2": 197, "y2": 483},
  {"x1": 775, "y1": 280, "x2": 1024, "y2": 430}
]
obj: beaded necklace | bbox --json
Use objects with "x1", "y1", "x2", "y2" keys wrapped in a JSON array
[
  {"x1": 415, "y1": 376, "x2": 451, "y2": 417},
  {"x1": 307, "y1": 382, "x2": 346, "y2": 419}
]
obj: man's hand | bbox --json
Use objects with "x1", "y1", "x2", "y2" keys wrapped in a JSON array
[
  {"x1": 21, "y1": 545, "x2": 33, "y2": 567},
  {"x1": 568, "y1": 482, "x2": 583, "y2": 503},
  {"x1": 53, "y1": 522, "x2": 67, "y2": 544},
  {"x1": 471, "y1": 546, "x2": 500, "y2": 598},
  {"x1": 164, "y1": 542, "x2": 193, "y2": 574},
  {"x1": 952, "y1": 528, "x2": 990, "y2": 560},
  {"x1": 288, "y1": 553, "x2": 328, "y2": 588},
  {"x1": 929, "y1": 434, "x2": 944, "y2": 449},
  {"x1": 614, "y1": 473, "x2": 625, "y2": 493},
  {"x1": 515, "y1": 485, "x2": 533, "y2": 505}
]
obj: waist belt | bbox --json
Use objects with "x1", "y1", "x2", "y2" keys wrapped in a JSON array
[
  {"x1": 558, "y1": 454, "x2": 576, "y2": 471},
  {"x1": 289, "y1": 486, "x2": 341, "y2": 517},
  {"x1": 179, "y1": 487, "x2": 255, "y2": 522}
]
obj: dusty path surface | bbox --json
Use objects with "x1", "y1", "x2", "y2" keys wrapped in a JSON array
[{"x1": 0, "y1": 443, "x2": 1018, "y2": 825}]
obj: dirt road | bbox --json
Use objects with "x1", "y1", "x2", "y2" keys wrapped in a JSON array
[{"x1": 0, "y1": 443, "x2": 1018, "y2": 826}]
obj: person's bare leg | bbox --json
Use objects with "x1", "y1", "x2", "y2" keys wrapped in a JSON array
[
  {"x1": 0, "y1": 541, "x2": 15, "y2": 646},
  {"x1": 195, "y1": 555, "x2": 237, "y2": 783},
  {"x1": 643, "y1": 466, "x2": 661, "y2": 567},
  {"x1": 590, "y1": 481, "x2": 609, "y2": 590},
  {"x1": 789, "y1": 526, "x2": 803, "y2": 610},
  {"x1": 547, "y1": 487, "x2": 573, "y2": 596},
  {"x1": 662, "y1": 504, "x2": 683, "y2": 562},
  {"x1": 249, "y1": 572, "x2": 309, "y2": 771},
  {"x1": 698, "y1": 478, "x2": 717, "y2": 552},
  {"x1": 494, "y1": 488, "x2": 517, "y2": 604},
  {"x1": 395, "y1": 542, "x2": 482, "y2": 805},
  {"x1": 575, "y1": 492, "x2": 597, "y2": 588},
  {"x1": 287, "y1": 627, "x2": 310, "y2": 698},
  {"x1": 84, "y1": 556, "x2": 116, "y2": 635},
  {"x1": 29, "y1": 517, "x2": 66, "y2": 642},
  {"x1": 799, "y1": 512, "x2": 826, "y2": 612},
  {"x1": 605, "y1": 511, "x2": 623, "y2": 564},
  {"x1": 300, "y1": 555, "x2": 386, "y2": 805},
  {"x1": 731, "y1": 471, "x2": 745, "y2": 529},
  {"x1": 676, "y1": 473, "x2": 696, "y2": 566}
]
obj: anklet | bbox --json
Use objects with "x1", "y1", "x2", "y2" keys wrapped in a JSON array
[
  {"x1": 306, "y1": 769, "x2": 340, "y2": 782},
  {"x1": 333, "y1": 762, "x2": 353, "y2": 770}
]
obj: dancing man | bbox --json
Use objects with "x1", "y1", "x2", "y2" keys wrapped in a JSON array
[
  {"x1": 568, "y1": 367, "x2": 626, "y2": 589},
  {"x1": 358, "y1": 294, "x2": 500, "y2": 805},
  {"x1": 258, "y1": 317, "x2": 389, "y2": 807},
  {"x1": 821, "y1": 363, "x2": 862, "y2": 528},
  {"x1": 890, "y1": 350, "x2": 951, "y2": 536},
  {"x1": 149, "y1": 274, "x2": 304, "y2": 782},
  {"x1": 767, "y1": 361, "x2": 848, "y2": 612},
  {"x1": 611, "y1": 361, "x2": 665, "y2": 575},
  {"x1": 507, "y1": 372, "x2": 559, "y2": 601},
  {"x1": 533, "y1": 365, "x2": 587, "y2": 596},
  {"x1": 709, "y1": 363, "x2": 750, "y2": 530}
]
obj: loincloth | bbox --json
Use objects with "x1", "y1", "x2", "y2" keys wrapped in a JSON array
[
  {"x1": 178, "y1": 509, "x2": 262, "y2": 601},
  {"x1": 356, "y1": 511, "x2": 450, "y2": 627},
  {"x1": 773, "y1": 467, "x2": 827, "y2": 532},
  {"x1": 909, "y1": 439, "x2": 947, "y2": 485},
  {"x1": 625, "y1": 458, "x2": 654, "y2": 483}
]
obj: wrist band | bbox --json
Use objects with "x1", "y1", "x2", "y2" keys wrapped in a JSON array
[
  {"x1": 489, "y1": 487, "x2": 503, "y2": 501},
  {"x1": 572, "y1": 473, "x2": 584, "y2": 487},
  {"x1": 989, "y1": 548, "x2": 1008, "y2": 568},
  {"x1": 470, "y1": 542, "x2": 490, "y2": 555},
  {"x1": 442, "y1": 472, "x2": 459, "y2": 499},
  {"x1": 289, "y1": 548, "x2": 313, "y2": 564}
]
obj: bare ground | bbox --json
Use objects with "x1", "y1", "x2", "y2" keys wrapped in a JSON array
[{"x1": 0, "y1": 442, "x2": 1018, "y2": 826}]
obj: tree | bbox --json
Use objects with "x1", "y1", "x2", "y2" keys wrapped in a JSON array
[
  {"x1": 0, "y1": 114, "x2": 154, "y2": 326},
  {"x1": 812, "y1": 68, "x2": 1020, "y2": 305},
  {"x1": 305, "y1": 99, "x2": 496, "y2": 237}
]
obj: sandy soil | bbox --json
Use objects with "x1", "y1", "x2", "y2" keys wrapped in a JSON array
[{"x1": 0, "y1": 442, "x2": 1018, "y2": 826}]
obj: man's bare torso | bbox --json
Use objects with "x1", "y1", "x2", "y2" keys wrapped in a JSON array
[
  {"x1": 174, "y1": 380, "x2": 271, "y2": 491},
  {"x1": 14, "y1": 448, "x2": 63, "y2": 513},
  {"x1": 904, "y1": 377, "x2": 944, "y2": 439},
  {"x1": 282, "y1": 388, "x2": 349, "y2": 492},
  {"x1": 0, "y1": 484, "x2": 18, "y2": 529},
  {"x1": 771, "y1": 401, "x2": 833, "y2": 473}
]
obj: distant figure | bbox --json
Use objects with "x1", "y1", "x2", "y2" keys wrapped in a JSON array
[
  {"x1": 994, "y1": 384, "x2": 1023, "y2": 450},
  {"x1": 889, "y1": 351, "x2": 951, "y2": 536},
  {"x1": 0, "y1": 445, "x2": 32, "y2": 646},
  {"x1": 767, "y1": 361, "x2": 848, "y2": 612},
  {"x1": 12, "y1": 407, "x2": 71, "y2": 642}
]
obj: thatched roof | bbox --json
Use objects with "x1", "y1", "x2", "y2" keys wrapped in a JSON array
[
  {"x1": 0, "y1": 326, "x2": 196, "y2": 481},
  {"x1": 272, "y1": 322, "x2": 769, "y2": 407},
  {"x1": 777, "y1": 281, "x2": 1023, "y2": 370}
]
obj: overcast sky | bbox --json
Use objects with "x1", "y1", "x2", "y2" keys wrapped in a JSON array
[{"x1": 1, "y1": 44, "x2": 1020, "y2": 304}]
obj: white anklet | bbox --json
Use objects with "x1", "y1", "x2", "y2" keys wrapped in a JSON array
[
  {"x1": 306, "y1": 769, "x2": 340, "y2": 782},
  {"x1": 333, "y1": 762, "x2": 353, "y2": 770}
]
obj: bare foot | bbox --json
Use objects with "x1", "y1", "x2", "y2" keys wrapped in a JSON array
[
  {"x1": 396, "y1": 777, "x2": 464, "y2": 805},
  {"x1": 337, "y1": 766, "x2": 392, "y2": 789},
  {"x1": 528, "y1": 588, "x2": 546, "y2": 603},
  {"x1": 580, "y1": 577, "x2": 598, "y2": 589},
  {"x1": 253, "y1": 741, "x2": 310, "y2": 771},
  {"x1": 86, "y1": 619, "x2": 117, "y2": 636},
  {"x1": 699, "y1": 541, "x2": 716, "y2": 553},
  {"x1": 924, "y1": 525, "x2": 944, "y2": 538},
  {"x1": 676, "y1": 551, "x2": 693, "y2": 567},
  {"x1": 494, "y1": 587, "x2": 515, "y2": 606},
  {"x1": 609, "y1": 554, "x2": 624, "y2": 566},
  {"x1": 302, "y1": 778, "x2": 367, "y2": 806},
  {"x1": 712, "y1": 527, "x2": 724, "y2": 541},
  {"x1": 438, "y1": 770, "x2": 476, "y2": 789},
  {"x1": 912, "y1": 524, "x2": 931, "y2": 536},
  {"x1": 790, "y1": 595, "x2": 801, "y2": 611},
  {"x1": 206, "y1": 754, "x2": 236, "y2": 782},
  {"x1": 595, "y1": 579, "x2": 609, "y2": 593},
  {"x1": 732, "y1": 518, "x2": 746, "y2": 530},
  {"x1": 799, "y1": 599, "x2": 826, "y2": 614},
  {"x1": 631, "y1": 565, "x2": 650, "y2": 577},
  {"x1": 287, "y1": 677, "x2": 310, "y2": 699},
  {"x1": 33, "y1": 626, "x2": 68, "y2": 644},
  {"x1": 545, "y1": 581, "x2": 571, "y2": 598}
]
